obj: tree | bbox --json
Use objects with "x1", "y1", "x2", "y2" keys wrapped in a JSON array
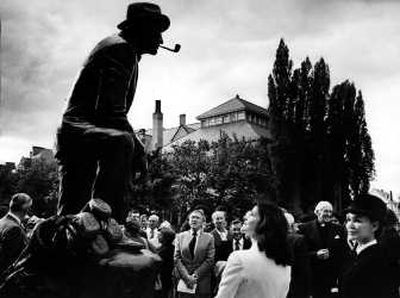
[
  {"x1": 14, "y1": 157, "x2": 59, "y2": 217},
  {"x1": 129, "y1": 133, "x2": 276, "y2": 226},
  {"x1": 0, "y1": 166, "x2": 18, "y2": 215},
  {"x1": 268, "y1": 40, "x2": 375, "y2": 213},
  {"x1": 267, "y1": 39, "x2": 300, "y2": 210}
]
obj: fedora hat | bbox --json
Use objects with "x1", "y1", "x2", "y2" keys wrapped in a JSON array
[
  {"x1": 117, "y1": 2, "x2": 170, "y2": 32},
  {"x1": 345, "y1": 193, "x2": 387, "y2": 223}
]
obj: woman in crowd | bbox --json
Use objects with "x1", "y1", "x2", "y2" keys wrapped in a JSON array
[
  {"x1": 174, "y1": 209, "x2": 215, "y2": 298},
  {"x1": 155, "y1": 227, "x2": 176, "y2": 298},
  {"x1": 341, "y1": 193, "x2": 399, "y2": 298},
  {"x1": 216, "y1": 200, "x2": 292, "y2": 298}
]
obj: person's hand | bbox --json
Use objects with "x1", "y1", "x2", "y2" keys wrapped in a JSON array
[
  {"x1": 186, "y1": 274, "x2": 197, "y2": 289},
  {"x1": 316, "y1": 248, "x2": 330, "y2": 260}
]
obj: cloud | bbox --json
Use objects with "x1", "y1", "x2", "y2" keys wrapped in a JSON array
[{"x1": 0, "y1": 0, "x2": 399, "y2": 192}]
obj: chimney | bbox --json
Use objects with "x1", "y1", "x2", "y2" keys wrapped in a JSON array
[
  {"x1": 152, "y1": 100, "x2": 163, "y2": 150},
  {"x1": 179, "y1": 114, "x2": 186, "y2": 126}
]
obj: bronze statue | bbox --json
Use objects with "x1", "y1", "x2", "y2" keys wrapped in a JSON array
[{"x1": 56, "y1": 3, "x2": 171, "y2": 222}]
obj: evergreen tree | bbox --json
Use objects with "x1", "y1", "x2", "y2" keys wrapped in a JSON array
[
  {"x1": 267, "y1": 39, "x2": 299, "y2": 209},
  {"x1": 268, "y1": 40, "x2": 375, "y2": 213}
]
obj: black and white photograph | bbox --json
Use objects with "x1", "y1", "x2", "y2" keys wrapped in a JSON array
[{"x1": 0, "y1": 0, "x2": 399, "y2": 297}]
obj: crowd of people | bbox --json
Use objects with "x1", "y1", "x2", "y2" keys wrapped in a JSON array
[{"x1": 1, "y1": 192, "x2": 400, "y2": 298}]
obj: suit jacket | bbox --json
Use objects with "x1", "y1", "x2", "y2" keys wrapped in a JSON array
[
  {"x1": 174, "y1": 230, "x2": 215, "y2": 295},
  {"x1": 287, "y1": 233, "x2": 312, "y2": 298},
  {"x1": 158, "y1": 243, "x2": 175, "y2": 296},
  {"x1": 298, "y1": 219, "x2": 346, "y2": 288},
  {"x1": 229, "y1": 236, "x2": 252, "y2": 252},
  {"x1": 216, "y1": 244, "x2": 291, "y2": 298},
  {"x1": 0, "y1": 214, "x2": 28, "y2": 272},
  {"x1": 340, "y1": 243, "x2": 398, "y2": 298},
  {"x1": 211, "y1": 229, "x2": 232, "y2": 262},
  {"x1": 61, "y1": 34, "x2": 138, "y2": 133}
]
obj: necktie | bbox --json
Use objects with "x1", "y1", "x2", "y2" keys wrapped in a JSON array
[
  {"x1": 150, "y1": 229, "x2": 154, "y2": 239},
  {"x1": 189, "y1": 230, "x2": 197, "y2": 259},
  {"x1": 235, "y1": 239, "x2": 240, "y2": 251}
]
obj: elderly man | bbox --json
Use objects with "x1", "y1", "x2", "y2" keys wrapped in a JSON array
[
  {"x1": 210, "y1": 211, "x2": 231, "y2": 262},
  {"x1": 146, "y1": 214, "x2": 161, "y2": 249},
  {"x1": 298, "y1": 201, "x2": 347, "y2": 298},
  {"x1": 0, "y1": 193, "x2": 31, "y2": 272},
  {"x1": 56, "y1": 3, "x2": 171, "y2": 222},
  {"x1": 174, "y1": 209, "x2": 215, "y2": 297}
]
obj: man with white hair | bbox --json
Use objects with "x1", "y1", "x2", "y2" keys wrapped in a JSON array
[
  {"x1": 211, "y1": 210, "x2": 231, "y2": 262},
  {"x1": 146, "y1": 214, "x2": 161, "y2": 249},
  {"x1": 298, "y1": 201, "x2": 347, "y2": 298}
]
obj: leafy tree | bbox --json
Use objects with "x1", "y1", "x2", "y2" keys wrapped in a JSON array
[
  {"x1": 0, "y1": 166, "x2": 18, "y2": 215},
  {"x1": 268, "y1": 40, "x2": 375, "y2": 213},
  {"x1": 130, "y1": 134, "x2": 276, "y2": 226},
  {"x1": 14, "y1": 157, "x2": 59, "y2": 217}
]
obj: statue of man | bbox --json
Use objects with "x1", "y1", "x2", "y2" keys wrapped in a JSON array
[{"x1": 56, "y1": 3, "x2": 171, "y2": 222}]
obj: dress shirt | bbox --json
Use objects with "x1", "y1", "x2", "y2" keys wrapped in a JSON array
[
  {"x1": 233, "y1": 238, "x2": 244, "y2": 251},
  {"x1": 146, "y1": 227, "x2": 161, "y2": 249},
  {"x1": 216, "y1": 228, "x2": 228, "y2": 241}
]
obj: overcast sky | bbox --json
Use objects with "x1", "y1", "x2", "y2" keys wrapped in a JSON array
[{"x1": 0, "y1": 0, "x2": 399, "y2": 195}]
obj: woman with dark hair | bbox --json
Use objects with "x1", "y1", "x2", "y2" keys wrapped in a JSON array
[
  {"x1": 341, "y1": 194, "x2": 400, "y2": 298},
  {"x1": 155, "y1": 227, "x2": 176, "y2": 298},
  {"x1": 216, "y1": 200, "x2": 291, "y2": 298}
]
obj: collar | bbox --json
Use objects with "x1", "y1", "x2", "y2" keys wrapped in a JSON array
[
  {"x1": 191, "y1": 228, "x2": 202, "y2": 236},
  {"x1": 7, "y1": 212, "x2": 21, "y2": 225},
  {"x1": 216, "y1": 228, "x2": 228, "y2": 236},
  {"x1": 317, "y1": 220, "x2": 328, "y2": 227},
  {"x1": 234, "y1": 237, "x2": 244, "y2": 244},
  {"x1": 356, "y1": 239, "x2": 377, "y2": 255}
]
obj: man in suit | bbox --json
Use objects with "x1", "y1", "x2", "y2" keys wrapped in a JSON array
[
  {"x1": 229, "y1": 219, "x2": 251, "y2": 252},
  {"x1": 0, "y1": 193, "x2": 31, "y2": 272},
  {"x1": 56, "y1": 3, "x2": 171, "y2": 222},
  {"x1": 284, "y1": 212, "x2": 312, "y2": 298},
  {"x1": 298, "y1": 201, "x2": 346, "y2": 298},
  {"x1": 174, "y1": 209, "x2": 215, "y2": 297},
  {"x1": 146, "y1": 214, "x2": 161, "y2": 250},
  {"x1": 210, "y1": 211, "x2": 231, "y2": 262}
]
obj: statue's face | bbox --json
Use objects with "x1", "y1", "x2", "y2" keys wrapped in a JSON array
[{"x1": 125, "y1": 25, "x2": 164, "y2": 55}]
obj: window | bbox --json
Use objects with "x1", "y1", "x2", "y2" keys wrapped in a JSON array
[
  {"x1": 223, "y1": 115, "x2": 230, "y2": 123},
  {"x1": 238, "y1": 111, "x2": 245, "y2": 120},
  {"x1": 215, "y1": 117, "x2": 223, "y2": 125}
]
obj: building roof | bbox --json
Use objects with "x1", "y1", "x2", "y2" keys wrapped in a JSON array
[
  {"x1": 196, "y1": 94, "x2": 269, "y2": 120},
  {"x1": 162, "y1": 121, "x2": 271, "y2": 151},
  {"x1": 141, "y1": 122, "x2": 201, "y2": 149}
]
